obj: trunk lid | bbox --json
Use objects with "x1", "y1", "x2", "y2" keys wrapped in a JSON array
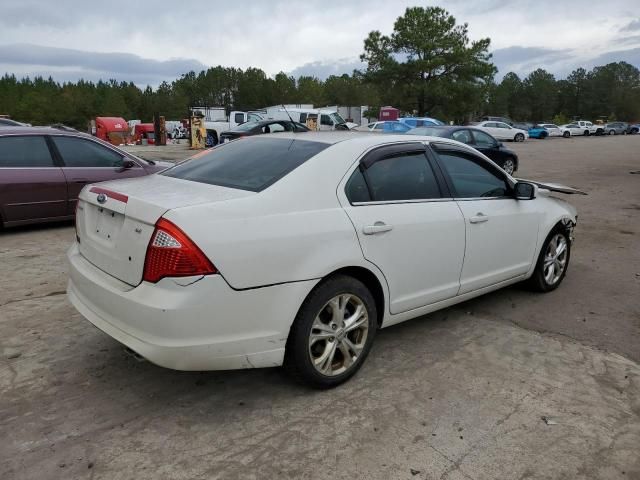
[{"x1": 76, "y1": 174, "x2": 254, "y2": 286}]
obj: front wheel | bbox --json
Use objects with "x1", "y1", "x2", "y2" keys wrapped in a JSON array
[
  {"x1": 609, "y1": 130, "x2": 616, "y2": 135},
  {"x1": 284, "y1": 275, "x2": 377, "y2": 388},
  {"x1": 514, "y1": 133, "x2": 525, "y2": 142},
  {"x1": 563, "y1": 131, "x2": 570, "y2": 138},
  {"x1": 501, "y1": 158, "x2": 516, "y2": 175},
  {"x1": 528, "y1": 227, "x2": 571, "y2": 292}
]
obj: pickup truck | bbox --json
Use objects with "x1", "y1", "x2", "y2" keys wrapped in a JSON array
[
  {"x1": 575, "y1": 120, "x2": 599, "y2": 136},
  {"x1": 204, "y1": 111, "x2": 266, "y2": 146}
]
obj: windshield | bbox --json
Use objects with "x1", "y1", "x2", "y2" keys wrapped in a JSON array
[
  {"x1": 331, "y1": 113, "x2": 346, "y2": 125},
  {"x1": 162, "y1": 137, "x2": 329, "y2": 192}
]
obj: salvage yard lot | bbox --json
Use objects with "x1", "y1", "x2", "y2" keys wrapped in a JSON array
[{"x1": 1, "y1": 135, "x2": 639, "y2": 479}]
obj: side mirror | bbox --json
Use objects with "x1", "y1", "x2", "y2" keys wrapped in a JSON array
[
  {"x1": 117, "y1": 159, "x2": 135, "y2": 172},
  {"x1": 514, "y1": 182, "x2": 536, "y2": 200}
]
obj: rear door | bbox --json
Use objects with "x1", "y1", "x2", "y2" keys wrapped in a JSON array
[
  {"x1": 339, "y1": 143, "x2": 466, "y2": 314},
  {"x1": 431, "y1": 144, "x2": 540, "y2": 294},
  {"x1": 0, "y1": 134, "x2": 67, "y2": 224},
  {"x1": 49, "y1": 135, "x2": 147, "y2": 215}
]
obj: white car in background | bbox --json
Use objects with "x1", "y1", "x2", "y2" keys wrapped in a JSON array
[
  {"x1": 560, "y1": 123, "x2": 586, "y2": 137},
  {"x1": 538, "y1": 124, "x2": 564, "y2": 137},
  {"x1": 474, "y1": 121, "x2": 529, "y2": 142},
  {"x1": 67, "y1": 133, "x2": 579, "y2": 388}
]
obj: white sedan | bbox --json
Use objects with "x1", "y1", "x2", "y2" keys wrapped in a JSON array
[
  {"x1": 538, "y1": 123, "x2": 564, "y2": 137},
  {"x1": 474, "y1": 121, "x2": 529, "y2": 142},
  {"x1": 560, "y1": 123, "x2": 586, "y2": 137},
  {"x1": 68, "y1": 133, "x2": 578, "y2": 388}
]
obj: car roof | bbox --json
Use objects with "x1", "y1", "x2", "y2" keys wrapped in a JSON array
[{"x1": 0, "y1": 126, "x2": 87, "y2": 136}]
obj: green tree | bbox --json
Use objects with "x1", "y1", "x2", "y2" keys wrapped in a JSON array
[{"x1": 360, "y1": 6, "x2": 495, "y2": 115}]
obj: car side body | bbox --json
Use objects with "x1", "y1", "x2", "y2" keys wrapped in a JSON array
[
  {"x1": 67, "y1": 133, "x2": 577, "y2": 385},
  {"x1": 0, "y1": 127, "x2": 168, "y2": 228}
]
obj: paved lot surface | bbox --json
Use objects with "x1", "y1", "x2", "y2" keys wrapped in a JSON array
[{"x1": 1, "y1": 135, "x2": 639, "y2": 479}]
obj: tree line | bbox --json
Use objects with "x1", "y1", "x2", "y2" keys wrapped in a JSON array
[{"x1": 1, "y1": 7, "x2": 639, "y2": 129}]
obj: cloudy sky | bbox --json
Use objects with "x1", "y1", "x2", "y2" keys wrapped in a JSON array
[{"x1": 0, "y1": 0, "x2": 638, "y2": 86}]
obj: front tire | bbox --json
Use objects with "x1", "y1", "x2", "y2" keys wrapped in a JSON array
[
  {"x1": 514, "y1": 133, "x2": 525, "y2": 142},
  {"x1": 284, "y1": 275, "x2": 377, "y2": 388},
  {"x1": 609, "y1": 129, "x2": 616, "y2": 135},
  {"x1": 528, "y1": 227, "x2": 571, "y2": 292},
  {"x1": 563, "y1": 131, "x2": 570, "y2": 138}
]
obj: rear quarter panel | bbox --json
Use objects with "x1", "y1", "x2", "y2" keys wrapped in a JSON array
[{"x1": 164, "y1": 141, "x2": 375, "y2": 290}]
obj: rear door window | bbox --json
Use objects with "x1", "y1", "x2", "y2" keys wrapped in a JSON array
[
  {"x1": 52, "y1": 136, "x2": 124, "y2": 168},
  {"x1": 451, "y1": 129, "x2": 473, "y2": 144},
  {"x1": 364, "y1": 152, "x2": 441, "y2": 201},
  {"x1": 163, "y1": 137, "x2": 329, "y2": 191},
  {"x1": 0, "y1": 135, "x2": 54, "y2": 167}
]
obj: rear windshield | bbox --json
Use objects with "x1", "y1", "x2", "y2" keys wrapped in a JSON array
[
  {"x1": 162, "y1": 137, "x2": 329, "y2": 191},
  {"x1": 407, "y1": 127, "x2": 443, "y2": 137}
]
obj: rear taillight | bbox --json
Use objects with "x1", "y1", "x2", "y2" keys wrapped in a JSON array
[{"x1": 143, "y1": 218, "x2": 217, "y2": 283}]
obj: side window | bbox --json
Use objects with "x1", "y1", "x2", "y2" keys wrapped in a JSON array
[
  {"x1": 234, "y1": 112, "x2": 245, "y2": 123},
  {"x1": 52, "y1": 136, "x2": 124, "y2": 168},
  {"x1": 269, "y1": 123, "x2": 286, "y2": 132},
  {"x1": 484, "y1": 122, "x2": 497, "y2": 128},
  {"x1": 451, "y1": 129, "x2": 473, "y2": 144},
  {"x1": 0, "y1": 136, "x2": 54, "y2": 167},
  {"x1": 373, "y1": 123, "x2": 384, "y2": 130},
  {"x1": 299, "y1": 113, "x2": 307, "y2": 123},
  {"x1": 496, "y1": 122, "x2": 510, "y2": 129},
  {"x1": 365, "y1": 152, "x2": 441, "y2": 201},
  {"x1": 345, "y1": 168, "x2": 371, "y2": 203},
  {"x1": 471, "y1": 130, "x2": 497, "y2": 147},
  {"x1": 405, "y1": 119, "x2": 416, "y2": 127},
  {"x1": 435, "y1": 149, "x2": 510, "y2": 198},
  {"x1": 320, "y1": 114, "x2": 332, "y2": 126}
]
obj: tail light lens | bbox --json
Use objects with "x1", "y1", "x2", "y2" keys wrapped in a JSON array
[{"x1": 143, "y1": 218, "x2": 217, "y2": 283}]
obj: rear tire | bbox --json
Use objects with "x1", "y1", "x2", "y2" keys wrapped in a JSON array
[
  {"x1": 609, "y1": 130, "x2": 616, "y2": 135},
  {"x1": 284, "y1": 275, "x2": 377, "y2": 389},
  {"x1": 501, "y1": 158, "x2": 516, "y2": 175},
  {"x1": 563, "y1": 131, "x2": 570, "y2": 138},
  {"x1": 584, "y1": 130, "x2": 590, "y2": 136},
  {"x1": 527, "y1": 226, "x2": 571, "y2": 292}
]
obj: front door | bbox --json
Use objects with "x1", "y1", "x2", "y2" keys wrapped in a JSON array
[
  {"x1": 0, "y1": 135, "x2": 67, "y2": 224},
  {"x1": 430, "y1": 145, "x2": 540, "y2": 294},
  {"x1": 339, "y1": 143, "x2": 466, "y2": 314}
]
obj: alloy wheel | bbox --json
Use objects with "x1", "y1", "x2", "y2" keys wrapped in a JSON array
[
  {"x1": 502, "y1": 159, "x2": 515, "y2": 175},
  {"x1": 543, "y1": 234, "x2": 568, "y2": 286},
  {"x1": 308, "y1": 294, "x2": 369, "y2": 376}
]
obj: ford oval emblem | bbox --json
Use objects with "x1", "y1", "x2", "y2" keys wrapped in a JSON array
[{"x1": 97, "y1": 193, "x2": 107, "y2": 204}]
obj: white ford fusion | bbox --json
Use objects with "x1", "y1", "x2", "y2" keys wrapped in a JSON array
[{"x1": 68, "y1": 132, "x2": 579, "y2": 388}]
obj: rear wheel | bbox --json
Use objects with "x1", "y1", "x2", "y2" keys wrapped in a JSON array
[
  {"x1": 514, "y1": 133, "x2": 525, "y2": 142},
  {"x1": 284, "y1": 275, "x2": 377, "y2": 388},
  {"x1": 563, "y1": 131, "x2": 570, "y2": 138},
  {"x1": 528, "y1": 227, "x2": 571, "y2": 292},
  {"x1": 584, "y1": 130, "x2": 590, "y2": 136},
  {"x1": 609, "y1": 129, "x2": 616, "y2": 135}
]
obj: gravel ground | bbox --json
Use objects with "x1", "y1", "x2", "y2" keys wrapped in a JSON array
[{"x1": 1, "y1": 134, "x2": 639, "y2": 480}]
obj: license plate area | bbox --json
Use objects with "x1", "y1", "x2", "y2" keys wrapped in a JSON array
[{"x1": 90, "y1": 205, "x2": 125, "y2": 244}]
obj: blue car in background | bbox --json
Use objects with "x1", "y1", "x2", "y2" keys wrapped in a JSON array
[
  {"x1": 513, "y1": 122, "x2": 549, "y2": 139},
  {"x1": 365, "y1": 121, "x2": 413, "y2": 133},
  {"x1": 399, "y1": 117, "x2": 445, "y2": 127}
]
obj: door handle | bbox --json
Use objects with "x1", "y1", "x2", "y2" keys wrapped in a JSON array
[
  {"x1": 74, "y1": 179, "x2": 89, "y2": 184},
  {"x1": 469, "y1": 213, "x2": 489, "y2": 224},
  {"x1": 363, "y1": 221, "x2": 393, "y2": 235}
]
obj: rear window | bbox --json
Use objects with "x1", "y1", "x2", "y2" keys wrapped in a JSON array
[{"x1": 162, "y1": 137, "x2": 329, "y2": 192}]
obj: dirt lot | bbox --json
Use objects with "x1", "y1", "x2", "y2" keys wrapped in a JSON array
[{"x1": 1, "y1": 135, "x2": 639, "y2": 479}]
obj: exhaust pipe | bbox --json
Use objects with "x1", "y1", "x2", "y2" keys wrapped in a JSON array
[{"x1": 124, "y1": 347, "x2": 146, "y2": 362}]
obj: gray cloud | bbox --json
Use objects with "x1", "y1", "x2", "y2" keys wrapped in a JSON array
[
  {"x1": 491, "y1": 46, "x2": 574, "y2": 78},
  {"x1": 620, "y1": 19, "x2": 640, "y2": 32},
  {"x1": 590, "y1": 47, "x2": 640, "y2": 67},
  {"x1": 0, "y1": 44, "x2": 205, "y2": 77},
  {"x1": 289, "y1": 58, "x2": 365, "y2": 80}
]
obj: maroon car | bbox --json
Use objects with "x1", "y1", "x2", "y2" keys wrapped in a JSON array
[{"x1": 0, "y1": 127, "x2": 169, "y2": 227}]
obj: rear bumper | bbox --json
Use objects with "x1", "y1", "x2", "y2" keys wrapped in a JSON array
[{"x1": 67, "y1": 242, "x2": 318, "y2": 370}]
